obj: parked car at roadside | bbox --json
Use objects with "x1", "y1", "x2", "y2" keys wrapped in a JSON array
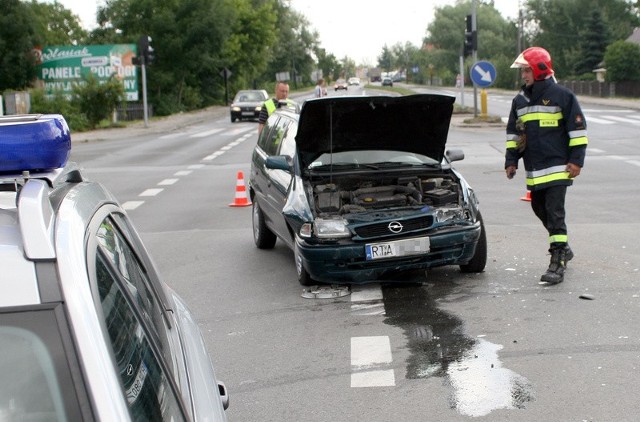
[
  {"x1": 0, "y1": 114, "x2": 229, "y2": 421},
  {"x1": 249, "y1": 94, "x2": 487, "y2": 286},
  {"x1": 382, "y1": 77, "x2": 393, "y2": 87},
  {"x1": 230, "y1": 89, "x2": 269, "y2": 122}
]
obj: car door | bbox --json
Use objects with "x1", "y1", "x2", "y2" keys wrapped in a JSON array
[{"x1": 252, "y1": 114, "x2": 295, "y2": 243}]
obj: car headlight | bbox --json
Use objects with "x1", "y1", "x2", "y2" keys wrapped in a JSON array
[
  {"x1": 255, "y1": 106, "x2": 262, "y2": 112},
  {"x1": 231, "y1": 106, "x2": 240, "y2": 112},
  {"x1": 435, "y1": 206, "x2": 465, "y2": 223},
  {"x1": 300, "y1": 218, "x2": 351, "y2": 239}
]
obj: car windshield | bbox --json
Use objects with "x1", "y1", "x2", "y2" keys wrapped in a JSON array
[
  {"x1": 235, "y1": 91, "x2": 265, "y2": 102},
  {"x1": 309, "y1": 150, "x2": 440, "y2": 169}
]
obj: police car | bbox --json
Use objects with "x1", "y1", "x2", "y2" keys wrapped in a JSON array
[{"x1": 0, "y1": 115, "x2": 228, "y2": 421}]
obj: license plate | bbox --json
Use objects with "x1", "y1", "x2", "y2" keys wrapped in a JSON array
[
  {"x1": 365, "y1": 237, "x2": 430, "y2": 260},
  {"x1": 241, "y1": 111, "x2": 254, "y2": 116}
]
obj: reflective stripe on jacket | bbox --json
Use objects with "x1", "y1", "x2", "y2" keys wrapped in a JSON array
[{"x1": 505, "y1": 78, "x2": 588, "y2": 190}]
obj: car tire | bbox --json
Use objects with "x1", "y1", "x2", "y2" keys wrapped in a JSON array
[
  {"x1": 460, "y1": 213, "x2": 487, "y2": 273},
  {"x1": 294, "y1": 245, "x2": 314, "y2": 286},
  {"x1": 253, "y1": 201, "x2": 276, "y2": 249},
  {"x1": 231, "y1": 116, "x2": 236, "y2": 123}
]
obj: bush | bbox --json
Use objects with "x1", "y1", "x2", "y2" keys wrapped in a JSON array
[
  {"x1": 72, "y1": 73, "x2": 125, "y2": 129},
  {"x1": 604, "y1": 41, "x2": 640, "y2": 82}
]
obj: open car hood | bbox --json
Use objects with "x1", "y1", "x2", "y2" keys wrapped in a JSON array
[{"x1": 296, "y1": 94, "x2": 455, "y2": 169}]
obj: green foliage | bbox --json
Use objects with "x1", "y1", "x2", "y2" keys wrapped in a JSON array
[
  {"x1": 574, "y1": 9, "x2": 608, "y2": 75},
  {"x1": 72, "y1": 74, "x2": 125, "y2": 129},
  {"x1": 25, "y1": 0, "x2": 88, "y2": 46},
  {"x1": 30, "y1": 88, "x2": 90, "y2": 131},
  {"x1": 604, "y1": 41, "x2": 640, "y2": 82},
  {"x1": 524, "y1": 0, "x2": 640, "y2": 77},
  {"x1": 0, "y1": 0, "x2": 38, "y2": 91}
]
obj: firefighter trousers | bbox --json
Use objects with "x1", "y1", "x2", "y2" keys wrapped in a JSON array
[{"x1": 530, "y1": 185, "x2": 568, "y2": 249}]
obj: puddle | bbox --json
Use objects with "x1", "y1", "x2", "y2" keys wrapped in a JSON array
[{"x1": 382, "y1": 283, "x2": 534, "y2": 417}]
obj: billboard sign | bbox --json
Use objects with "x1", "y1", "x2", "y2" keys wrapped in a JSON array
[{"x1": 35, "y1": 44, "x2": 139, "y2": 101}]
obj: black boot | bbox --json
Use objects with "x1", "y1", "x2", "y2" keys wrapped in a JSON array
[
  {"x1": 563, "y1": 244, "x2": 574, "y2": 264},
  {"x1": 540, "y1": 247, "x2": 567, "y2": 284}
]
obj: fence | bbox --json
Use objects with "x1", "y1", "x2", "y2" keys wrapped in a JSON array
[
  {"x1": 558, "y1": 80, "x2": 640, "y2": 98},
  {"x1": 115, "y1": 103, "x2": 153, "y2": 121}
]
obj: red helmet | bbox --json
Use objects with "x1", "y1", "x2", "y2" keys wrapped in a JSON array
[{"x1": 510, "y1": 47, "x2": 554, "y2": 80}]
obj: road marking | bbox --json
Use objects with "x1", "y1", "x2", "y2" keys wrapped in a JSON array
[
  {"x1": 227, "y1": 126, "x2": 256, "y2": 136},
  {"x1": 188, "y1": 164, "x2": 205, "y2": 169},
  {"x1": 351, "y1": 336, "x2": 395, "y2": 387},
  {"x1": 584, "y1": 116, "x2": 614, "y2": 124},
  {"x1": 158, "y1": 178, "x2": 178, "y2": 186},
  {"x1": 174, "y1": 170, "x2": 192, "y2": 176},
  {"x1": 203, "y1": 151, "x2": 225, "y2": 161},
  {"x1": 190, "y1": 128, "x2": 224, "y2": 138},
  {"x1": 628, "y1": 160, "x2": 640, "y2": 167},
  {"x1": 351, "y1": 285, "x2": 385, "y2": 315},
  {"x1": 601, "y1": 115, "x2": 640, "y2": 124},
  {"x1": 122, "y1": 201, "x2": 144, "y2": 210},
  {"x1": 158, "y1": 132, "x2": 185, "y2": 139},
  {"x1": 140, "y1": 188, "x2": 163, "y2": 196}
]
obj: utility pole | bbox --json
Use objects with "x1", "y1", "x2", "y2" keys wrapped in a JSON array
[{"x1": 471, "y1": 0, "x2": 478, "y2": 117}]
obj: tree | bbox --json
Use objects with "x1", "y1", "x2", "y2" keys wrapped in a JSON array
[
  {"x1": 524, "y1": 0, "x2": 640, "y2": 77},
  {"x1": 377, "y1": 46, "x2": 394, "y2": 71},
  {"x1": 574, "y1": 9, "x2": 609, "y2": 76},
  {"x1": 0, "y1": 0, "x2": 38, "y2": 92},
  {"x1": 72, "y1": 73, "x2": 125, "y2": 129},
  {"x1": 604, "y1": 40, "x2": 640, "y2": 82},
  {"x1": 26, "y1": 0, "x2": 88, "y2": 46}
]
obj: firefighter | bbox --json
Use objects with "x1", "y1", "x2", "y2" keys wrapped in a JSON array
[{"x1": 505, "y1": 47, "x2": 588, "y2": 284}]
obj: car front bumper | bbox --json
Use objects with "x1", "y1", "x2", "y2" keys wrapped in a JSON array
[{"x1": 295, "y1": 223, "x2": 482, "y2": 284}]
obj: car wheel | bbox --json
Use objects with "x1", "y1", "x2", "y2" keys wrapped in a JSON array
[
  {"x1": 253, "y1": 201, "x2": 276, "y2": 249},
  {"x1": 460, "y1": 212, "x2": 487, "y2": 273},
  {"x1": 294, "y1": 245, "x2": 314, "y2": 286},
  {"x1": 231, "y1": 115, "x2": 236, "y2": 123}
]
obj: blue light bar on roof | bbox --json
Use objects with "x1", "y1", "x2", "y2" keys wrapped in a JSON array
[{"x1": 0, "y1": 114, "x2": 71, "y2": 174}]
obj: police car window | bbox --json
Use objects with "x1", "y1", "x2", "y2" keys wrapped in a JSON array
[
  {"x1": 96, "y1": 253, "x2": 186, "y2": 420},
  {"x1": 95, "y1": 217, "x2": 173, "y2": 366}
]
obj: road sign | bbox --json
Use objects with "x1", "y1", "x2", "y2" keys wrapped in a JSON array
[{"x1": 470, "y1": 61, "x2": 496, "y2": 88}]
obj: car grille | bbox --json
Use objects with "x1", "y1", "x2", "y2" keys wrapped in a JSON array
[{"x1": 352, "y1": 215, "x2": 434, "y2": 239}]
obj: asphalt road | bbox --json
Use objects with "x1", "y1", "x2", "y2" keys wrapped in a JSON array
[{"x1": 69, "y1": 85, "x2": 640, "y2": 421}]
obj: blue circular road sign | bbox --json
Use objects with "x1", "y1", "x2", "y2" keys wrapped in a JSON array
[{"x1": 470, "y1": 61, "x2": 496, "y2": 87}]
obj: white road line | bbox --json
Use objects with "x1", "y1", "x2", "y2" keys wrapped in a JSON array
[
  {"x1": 351, "y1": 285, "x2": 383, "y2": 302},
  {"x1": 174, "y1": 170, "x2": 192, "y2": 176},
  {"x1": 588, "y1": 148, "x2": 605, "y2": 154},
  {"x1": 190, "y1": 128, "x2": 224, "y2": 138},
  {"x1": 203, "y1": 151, "x2": 225, "y2": 161},
  {"x1": 628, "y1": 160, "x2": 640, "y2": 167},
  {"x1": 584, "y1": 116, "x2": 615, "y2": 124},
  {"x1": 122, "y1": 201, "x2": 144, "y2": 210},
  {"x1": 158, "y1": 178, "x2": 178, "y2": 186},
  {"x1": 158, "y1": 132, "x2": 186, "y2": 139},
  {"x1": 140, "y1": 188, "x2": 163, "y2": 196},
  {"x1": 188, "y1": 164, "x2": 205, "y2": 169},
  {"x1": 227, "y1": 126, "x2": 256, "y2": 136},
  {"x1": 351, "y1": 336, "x2": 395, "y2": 388},
  {"x1": 601, "y1": 115, "x2": 640, "y2": 124}
]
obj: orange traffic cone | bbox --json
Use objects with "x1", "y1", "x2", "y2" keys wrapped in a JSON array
[
  {"x1": 229, "y1": 171, "x2": 252, "y2": 207},
  {"x1": 520, "y1": 191, "x2": 531, "y2": 201}
]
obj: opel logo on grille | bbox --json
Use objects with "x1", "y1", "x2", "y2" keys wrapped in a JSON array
[{"x1": 388, "y1": 221, "x2": 403, "y2": 233}]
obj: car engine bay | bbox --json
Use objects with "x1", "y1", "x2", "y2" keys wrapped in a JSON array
[{"x1": 310, "y1": 174, "x2": 461, "y2": 217}]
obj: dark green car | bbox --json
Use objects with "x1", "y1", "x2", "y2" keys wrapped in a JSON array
[{"x1": 249, "y1": 94, "x2": 486, "y2": 286}]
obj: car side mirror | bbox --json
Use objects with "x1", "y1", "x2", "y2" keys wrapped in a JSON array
[
  {"x1": 445, "y1": 149, "x2": 464, "y2": 162},
  {"x1": 265, "y1": 155, "x2": 292, "y2": 172},
  {"x1": 218, "y1": 381, "x2": 229, "y2": 410}
]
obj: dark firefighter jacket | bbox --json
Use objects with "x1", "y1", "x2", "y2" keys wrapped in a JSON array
[{"x1": 505, "y1": 78, "x2": 588, "y2": 191}]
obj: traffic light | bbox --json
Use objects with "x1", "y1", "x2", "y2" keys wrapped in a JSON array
[
  {"x1": 463, "y1": 14, "x2": 477, "y2": 57},
  {"x1": 135, "y1": 35, "x2": 154, "y2": 65}
]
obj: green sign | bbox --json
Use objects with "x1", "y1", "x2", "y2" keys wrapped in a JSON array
[{"x1": 35, "y1": 44, "x2": 139, "y2": 101}]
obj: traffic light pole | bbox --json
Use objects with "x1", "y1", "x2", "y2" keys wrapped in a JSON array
[
  {"x1": 141, "y1": 60, "x2": 149, "y2": 128},
  {"x1": 471, "y1": 0, "x2": 478, "y2": 117}
]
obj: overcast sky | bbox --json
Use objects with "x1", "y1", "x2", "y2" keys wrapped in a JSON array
[{"x1": 46, "y1": 0, "x2": 521, "y2": 65}]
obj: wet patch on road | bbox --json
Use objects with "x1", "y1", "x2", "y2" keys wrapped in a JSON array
[{"x1": 382, "y1": 279, "x2": 534, "y2": 417}]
